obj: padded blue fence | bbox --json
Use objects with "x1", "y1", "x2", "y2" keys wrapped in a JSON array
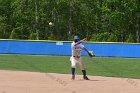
[{"x1": 0, "y1": 40, "x2": 140, "y2": 58}]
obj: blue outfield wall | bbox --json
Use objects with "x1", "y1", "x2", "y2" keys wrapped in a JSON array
[{"x1": 0, "y1": 40, "x2": 140, "y2": 58}]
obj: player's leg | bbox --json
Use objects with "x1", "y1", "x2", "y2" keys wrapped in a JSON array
[
  {"x1": 70, "y1": 57, "x2": 77, "y2": 80},
  {"x1": 78, "y1": 59, "x2": 90, "y2": 80},
  {"x1": 71, "y1": 68, "x2": 75, "y2": 80}
]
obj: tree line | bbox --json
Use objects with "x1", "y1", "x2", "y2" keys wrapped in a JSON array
[{"x1": 0, "y1": 0, "x2": 140, "y2": 42}]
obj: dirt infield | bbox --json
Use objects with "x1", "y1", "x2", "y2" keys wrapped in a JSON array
[{"x1": 0, "y1": 70, "x2": 139, "y2": 93}]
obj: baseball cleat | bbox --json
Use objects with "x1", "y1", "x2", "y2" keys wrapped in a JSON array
[
  {"x1": 72, "y1": 75, "x2": 75, "y2": 80},
  {"x1": 83, "y1": 76, "x2": 90, "y2": 80}
]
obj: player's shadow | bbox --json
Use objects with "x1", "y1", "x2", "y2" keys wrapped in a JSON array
[
  {"x1": 89, "y1": 79, "x2": 105, "y2": 81},
  {"x1": 77, "y1": 79, "x2": 106, "y2": 81}
]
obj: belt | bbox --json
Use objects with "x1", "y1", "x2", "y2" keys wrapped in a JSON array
[{"x1": 73, "y1": 56, "x2": 80, "y2": 58}]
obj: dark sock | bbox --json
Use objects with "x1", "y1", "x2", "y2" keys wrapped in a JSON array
[
  {"x1": 82, "y1": 70, "x2": 86, "y2": 76},
  {"x1": 71, "y1": 68, "x2": 75, "y2": 76}
]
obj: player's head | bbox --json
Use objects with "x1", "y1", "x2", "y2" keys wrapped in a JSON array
[{"x1": 74, "y1": 35, "x2": 79, "y2": 42}]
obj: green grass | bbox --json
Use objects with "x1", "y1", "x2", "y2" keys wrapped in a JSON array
[{"x1": 0, "y1": 54, "x2": 140, "y2": 79}]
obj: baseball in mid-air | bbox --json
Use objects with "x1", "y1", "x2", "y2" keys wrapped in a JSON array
[{"x1": 49, "y1": 22, "x2": 53, "y2": 26}]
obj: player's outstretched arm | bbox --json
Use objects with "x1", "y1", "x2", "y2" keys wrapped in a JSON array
[
  {"x1": 83, "y1": 47, "x2": 95, "y2": 57},
  {"x1": 83, "y1": 47, "x2": 90, "y2": 53},
  {"x1": 80, "y1": 38, "x2": 87, "y2": 42},
  {"x1": 74, "y1": 38, "x2": 87, "y2": 46}
]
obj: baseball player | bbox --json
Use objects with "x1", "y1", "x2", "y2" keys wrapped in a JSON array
[{"x1": 70, "y1": 36, "x2": 94, "y2": 80}]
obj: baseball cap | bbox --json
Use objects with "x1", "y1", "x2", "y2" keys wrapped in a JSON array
[{"x1": 74, "y1": 36, "x2": 79, "y2": 39}]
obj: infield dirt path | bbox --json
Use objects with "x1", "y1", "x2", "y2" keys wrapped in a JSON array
[{"x1": 0, "y1": 70, "x2": 139, "y2": 93}]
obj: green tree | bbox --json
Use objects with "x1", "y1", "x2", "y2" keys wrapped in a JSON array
[{"x1": 0, "y1": 0, "x2": 139, "y2": 42}]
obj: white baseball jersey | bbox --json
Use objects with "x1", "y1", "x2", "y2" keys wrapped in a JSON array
[
  {"x1": 70, "y1": 42, "x2": 85, "y2": 68},
  {"x1": 71, "y1": 42, "x2": 84, "y2": 57}
]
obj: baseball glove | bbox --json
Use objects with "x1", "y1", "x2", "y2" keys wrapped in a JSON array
[{"x1": 88, "y1": 51, "x2": 95, "y2": 57}]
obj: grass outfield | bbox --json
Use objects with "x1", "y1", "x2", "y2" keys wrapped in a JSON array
[{"x1": 0, "y1": 54, "x2": 140, "y2": 79}]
